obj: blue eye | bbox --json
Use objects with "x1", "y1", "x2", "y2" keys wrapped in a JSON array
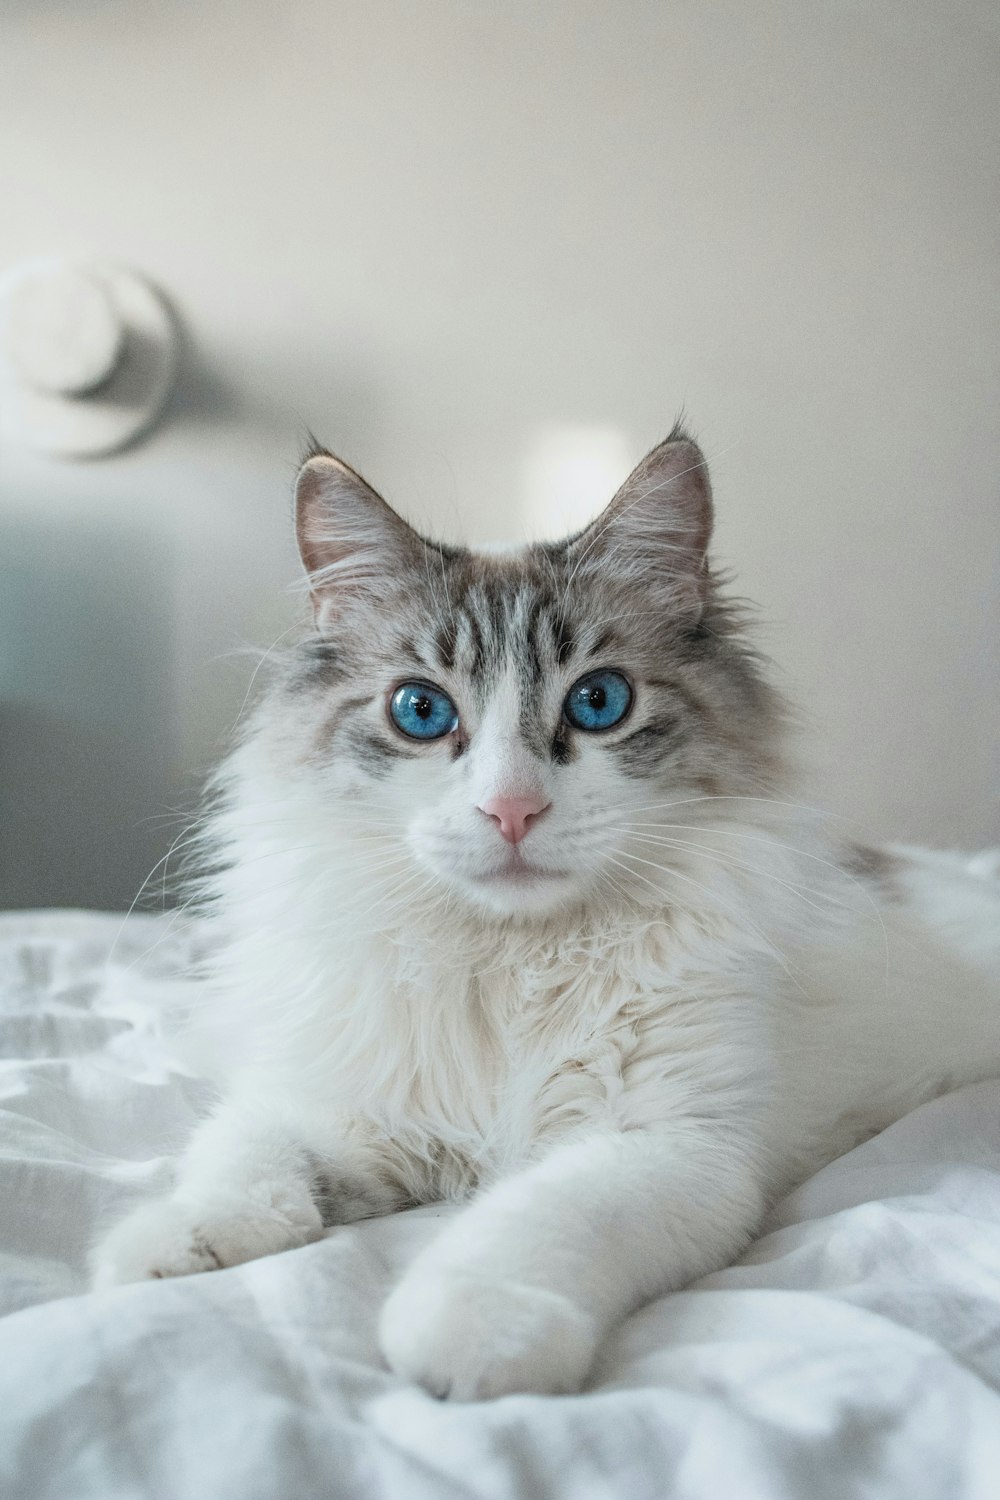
[
  {"x1": 389, "y1": 681, "x2": 459, "y2": 740},
  {"x1": 563, "y1": 670, "x2": 633, "y2": 732}
]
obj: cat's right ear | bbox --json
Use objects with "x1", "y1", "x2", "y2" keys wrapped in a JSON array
[{"x1": 295, "y1": 450, "x2": 418, "y2": 627}]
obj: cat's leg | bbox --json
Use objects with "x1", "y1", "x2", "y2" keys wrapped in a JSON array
[
  {"x1": 90, "y1": 1101, "x2": 322, "y2": 1287},
  {"x1": 379, "y1": 1119, "x2": 766, "y2": 1400},
  {"x1": 91, "y1": 1099, "x2": 397, "y2": 1287}
]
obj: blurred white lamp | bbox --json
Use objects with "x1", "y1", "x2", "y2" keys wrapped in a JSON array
[{"x1": 0, "y1": 257, "x2": 178, "y2": 457}]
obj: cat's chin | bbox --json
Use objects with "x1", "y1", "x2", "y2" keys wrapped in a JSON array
[{"x1": 449, "y1": 865, "x2": 583, "y2": 919}]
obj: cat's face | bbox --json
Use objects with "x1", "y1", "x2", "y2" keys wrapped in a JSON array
[{"x1": 281, "y1": 432, "x2": 782, "y2": 920}]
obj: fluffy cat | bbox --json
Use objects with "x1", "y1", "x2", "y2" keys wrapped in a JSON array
[{"x1": 92, "y1": 427, "x2": 1000, "y2": 1401}]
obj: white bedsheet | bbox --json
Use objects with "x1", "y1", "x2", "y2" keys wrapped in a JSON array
[{"x1": 1, "y1": 909, "x2": 999, "y2": 1499}]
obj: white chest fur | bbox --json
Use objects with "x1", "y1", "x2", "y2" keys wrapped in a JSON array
[{"x1": 210, "y1": 890, "x2": 776, "y2": 1207}]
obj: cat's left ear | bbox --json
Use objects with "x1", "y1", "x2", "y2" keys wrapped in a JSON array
[
  {"x1": 567, "y1": 430, "x2": 713, "y2": 619},
  {"x1": 295, "y1": 448, "x2": 420, "y2": 627}
]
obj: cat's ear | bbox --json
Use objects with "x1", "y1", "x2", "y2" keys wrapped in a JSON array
[
  {"x1": 567, "y1": 429, "x2": 713, "y2": 619},
  {"x1": 295, "y1": 448, "x2": 419, "y2": 626}
]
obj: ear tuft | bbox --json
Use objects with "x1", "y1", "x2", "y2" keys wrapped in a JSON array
[
  {"x1": 661, "y1": 411, "x2": 697, "y2": 448},
  {"x1": 299, "y1": 430, "x2": 337, "y2": 466}
]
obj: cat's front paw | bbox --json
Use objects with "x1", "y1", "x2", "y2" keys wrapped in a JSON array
[
  {"x1": 378, "y1": 1269, "x2": 599, "y2": 1400},
  {"x1": 90, "y1": 1193, "x2": 323, "y2": 1289}
]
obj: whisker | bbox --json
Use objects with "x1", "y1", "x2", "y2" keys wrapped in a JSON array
[
  {"x1": 229, "y1": 621, "x2": 305, "y2": 733},
  {"x1": 109, "y1": 818, "x2": 208, "y2": 963},
  {"x1": 611, "y1": 830, "x2": 848, "y2": 921},
  {"x1": 607, "y1": 850, "x2": 811, "y2": 998},
  {"x1": 612, "y1": 816, "x2": 891, "y2": 980},
  {"x1": 346, "y1": 866, "x2": 435, "y2": 928},
  {"x1": 619, "y1": 794, "x2": 841, "y2": 823}
]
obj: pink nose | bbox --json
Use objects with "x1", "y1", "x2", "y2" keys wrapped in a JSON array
[{"x1": 478, "y1": 793, "x2": 551, "y2": 845}]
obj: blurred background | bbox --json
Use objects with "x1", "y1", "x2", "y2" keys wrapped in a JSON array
[{"x1": 0, "y1": 0, "x2": 997, "y2": 911}]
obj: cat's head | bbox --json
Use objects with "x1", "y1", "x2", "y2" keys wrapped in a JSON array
[{"x1": 275, "y1": 426, "x2": 784, "y2": 920}]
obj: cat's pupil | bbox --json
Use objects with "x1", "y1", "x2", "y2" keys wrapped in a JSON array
[
  {"x1": 589, "y1": 686, "x2": 606, "y2": 710},
  {"x1": 415, "y1": 695, "x2": 432, "y2": 720}
]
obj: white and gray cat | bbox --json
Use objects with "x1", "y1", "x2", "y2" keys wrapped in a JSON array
[{"x1": 92, "y1": 427, "x2": 1000, "y2": 1400}]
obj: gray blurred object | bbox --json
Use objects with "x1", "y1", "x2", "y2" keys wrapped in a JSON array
[
  {"x1": 0, "y1": 512, "x2": 176, "y2": 911},
  {"x1": 0, "y1": 258, "x2": 178, "y2": 457}
]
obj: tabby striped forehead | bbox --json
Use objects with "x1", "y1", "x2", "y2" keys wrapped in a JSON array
[
  {"x1": 292, "y1": 543, "x2": 632, "y2": 752},
  {"x1": 294, "y1": 541, "x2": 628, "y2": 699},
  {"x1": 400, "y1": 569, "x2": 616, "y2": 694}
]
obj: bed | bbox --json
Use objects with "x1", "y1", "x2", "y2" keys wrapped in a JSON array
[{"x1": 2, "y1": 908, "x2": 999, "y2": 1499}]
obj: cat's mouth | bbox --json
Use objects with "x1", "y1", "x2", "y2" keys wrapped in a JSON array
[{"x1": 472, "y1": 857, "x2": 570, "y2": 886}]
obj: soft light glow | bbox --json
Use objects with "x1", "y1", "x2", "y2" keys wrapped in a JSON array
[{"x1": 521, "y1": 424, "x2": 633, "y2": 540}]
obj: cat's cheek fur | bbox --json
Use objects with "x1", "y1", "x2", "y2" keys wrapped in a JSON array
[{"x1": 379, "y1": 1273, "x2": 599, "y2": 1401}]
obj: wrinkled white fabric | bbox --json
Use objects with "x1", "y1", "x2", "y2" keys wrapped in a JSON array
[{"x1": 1, "y1": 909, "x2": 999, "y2": 1499}]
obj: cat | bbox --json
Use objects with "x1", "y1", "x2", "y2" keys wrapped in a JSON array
[{"x1": 91, "y1": 425, "x2": 1000, "y2": 1401}]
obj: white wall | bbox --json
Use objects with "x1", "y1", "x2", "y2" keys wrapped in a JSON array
[{"x1": 1, "y1": 0, "x2": 997, "y2": 908}]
